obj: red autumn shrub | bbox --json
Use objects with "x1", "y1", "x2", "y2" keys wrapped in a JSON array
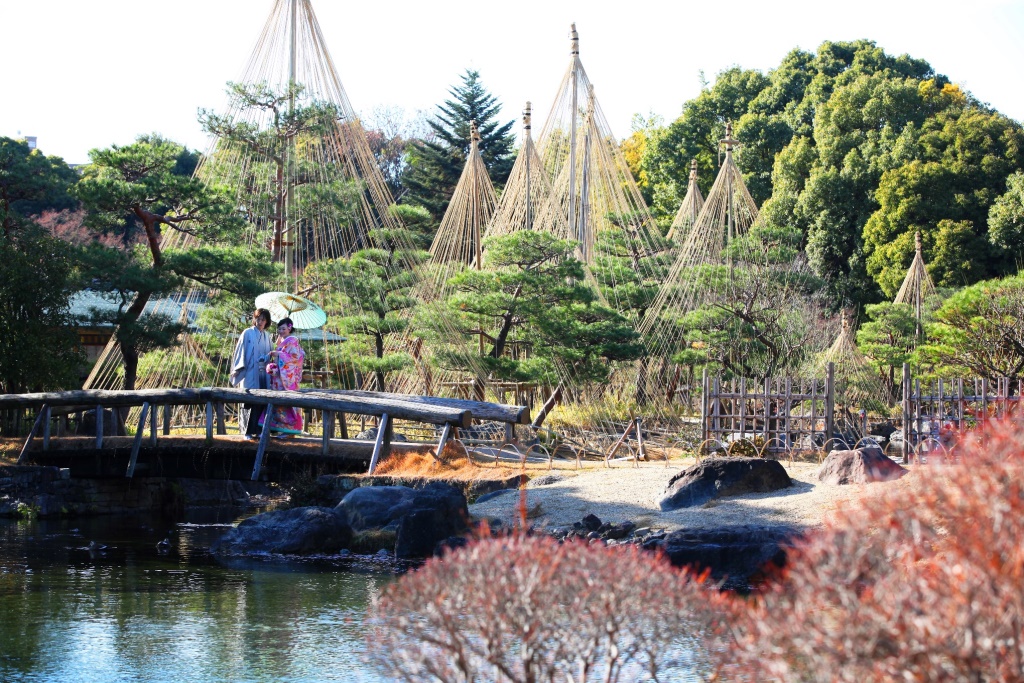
[
  {"x1": 367, "y1": 535, "x2": 722, "y2": 682},
  {"x1": 714, "y1": 419, "x2": 1024, "y2": 682}
]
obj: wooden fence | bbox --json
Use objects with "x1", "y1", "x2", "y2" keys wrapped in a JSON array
[
  {"x1": 901, "y1": 364, "x2": 1023, "y2": 463},
  {"x1": 700, "y1": 363, "x2": 835, "y2": 455}
]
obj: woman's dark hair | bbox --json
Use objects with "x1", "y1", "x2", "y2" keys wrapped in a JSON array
[
  {"x1": 277, "y1": 317, "x2": 294, "y2": 331},
  {"x1": 253, "y1": 308, "x2": 271, "y2": 327}
]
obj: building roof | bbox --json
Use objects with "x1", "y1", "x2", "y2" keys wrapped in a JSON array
[{"x1": 69, "y1": 290, "x2": 345, "y2": 342}]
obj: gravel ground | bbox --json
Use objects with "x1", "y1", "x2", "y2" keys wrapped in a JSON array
[{"x1": 469, "y1": 458, "x2": 900, "y2": 532}]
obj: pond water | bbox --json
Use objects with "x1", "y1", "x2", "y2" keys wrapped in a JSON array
[{"x1": 0, "y1": 510, "x2": 391, "y2": 683}]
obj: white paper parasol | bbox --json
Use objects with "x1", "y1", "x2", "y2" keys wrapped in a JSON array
[{"x1": 254, "y1": 292, "x2": 328, "y2": 330}]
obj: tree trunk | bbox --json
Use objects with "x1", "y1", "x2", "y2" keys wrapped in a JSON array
[
  {"x1": 635, "y1": 357, "x2": 650, "y2": 407},
  {"x1": 490, "y1": 285, "x2": 523, "y2": 359},
  {"x1": 531, "y1": 382, "x2": 563, "y2": 429},
  {"x1": 374, "y1": 331, "x2": 386, "y2": 392}
]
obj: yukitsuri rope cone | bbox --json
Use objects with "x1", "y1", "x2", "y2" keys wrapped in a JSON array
[
  {"x1": 639, "y1": 123, "x2": 761, "y2": 351},
  {"x1": 818, "y1": 312, "x2": 890, "y2": 441},
  {"x1": 423, "y1": 121, "x2": 498, "y2": 301},
  {"x1": 893, "y1": 230, "x2": 938, "y2": 343},
  {"x1": 386, "y1": 120, "x2": 499, "y2": 397},
  {"x1": 84, "y1": 0, "x2": 455, "y2": 412},
  {"x1": 461, "y1": 25, "x2": 677, "y2": 447},
  {"x1": 665, "y1": 159, "x2": 705, "y2": 243}
]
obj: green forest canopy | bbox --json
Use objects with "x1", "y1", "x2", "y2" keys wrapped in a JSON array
[{"x1": 634, "y1": 39, "x2": 1024, "y2": 310}]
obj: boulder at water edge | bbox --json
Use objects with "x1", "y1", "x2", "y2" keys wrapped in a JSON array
[
  {"x1": 212, "y1": 506, "x2": 352, "y2": 555},
  {"x1": 657, "y1": 525, "x2": 800, "y2": 589},
  {"x1": 817, "y1": 446, "x2": 907, "y2": 485},
  {"x1": 659, "y1": 457, "x2": 792, "y2": 511},
  {"x1": 337, "y1": 482, "x2": 469, "y2": 558}
]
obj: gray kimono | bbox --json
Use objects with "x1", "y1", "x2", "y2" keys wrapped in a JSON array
[{"x1": 230, "y1": 325, "x2": 272, "y2": 389}]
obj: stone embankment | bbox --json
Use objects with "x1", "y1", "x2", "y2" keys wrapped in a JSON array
[{"x1": 0, "y1": 465, "x2": 272, "y2": 517}]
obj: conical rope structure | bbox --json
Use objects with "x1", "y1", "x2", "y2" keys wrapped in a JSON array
[
  {"x1": 640, "y1": 124, "x2": 761, "y2": 351},
  {"x1": 817, "y1": 312, "x2": 890, "y2": 444},
  {"x1": 485, "y1": 103, "x2": 567, "y2": 241},
  {"x1": 894, "y1": 230, "x2": 938, "y2": 342},
  {"x1": 471, "y1": 25, "x2": 678, "y2": 447},
  {"x1": 384, "y1": 121, "x2": 499, "y2": 397},
  {"x1": 536, "y1": 24, "x2": 670, "y2": 324},
  {"x1": 423, "y1": 121, "x2": 498, "y2": 301},
  {"x1": 665, "y1": 159, "x2": 705, "y2": 243},
  {"x1": 84, "y1": 0, "x2": 456, "y2": 408},
  {"x1": 819, "y1": 312, "x2": 889, "y2": 409}
]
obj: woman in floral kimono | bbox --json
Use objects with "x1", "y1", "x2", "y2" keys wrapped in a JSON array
[{"x1": 259, "y1": 317, "x2": 305, "y2": 436}]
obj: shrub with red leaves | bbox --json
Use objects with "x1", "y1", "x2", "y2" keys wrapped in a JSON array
[
  {"x1": 714, "y1": 419, "x2": 1024, "y2": 682},
  {"x1": 367, "y1": 535, "x2": 721, "y2": 682}
]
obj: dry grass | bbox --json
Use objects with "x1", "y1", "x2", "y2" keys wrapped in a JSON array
[
  {"x1": 371, "y1": 446, "x2": 526, "y2": 483},
  {"x1": 0, "y1": 438, "x2": 20, "y2": 465}
]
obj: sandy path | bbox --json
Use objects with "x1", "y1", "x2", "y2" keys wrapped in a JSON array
[{"x1": 469, "y1": 458, "x2": 892, "y2": 532}]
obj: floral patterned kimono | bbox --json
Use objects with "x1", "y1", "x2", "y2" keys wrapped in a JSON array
[{"x1": 259, "y1": 334, "x2": 305, "y2": 434}]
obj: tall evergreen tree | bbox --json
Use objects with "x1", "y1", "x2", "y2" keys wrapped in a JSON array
[{"x1": 403, "y1": 69, "x2": 515, "y2": 222}]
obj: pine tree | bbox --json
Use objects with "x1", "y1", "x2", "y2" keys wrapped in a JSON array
[{"x1": 403, "y1": 69, "x2": 516, "y2": 222}]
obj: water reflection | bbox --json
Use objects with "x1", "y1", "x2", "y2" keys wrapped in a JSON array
[{"x1": 0, "y1": 511, "x2": 390, "y2": 682}]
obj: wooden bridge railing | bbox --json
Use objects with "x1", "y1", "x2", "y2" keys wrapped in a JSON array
[{"x1": 0, "y1": 387, "x2": 528, "y2": 481}]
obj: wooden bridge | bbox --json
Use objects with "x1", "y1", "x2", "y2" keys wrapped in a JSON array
[{"x1": 0, "y1": 388, "x2": 530, "y2": 481}]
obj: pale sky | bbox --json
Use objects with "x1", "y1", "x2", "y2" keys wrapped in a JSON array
[{"x1": 2, "y1": 0, "x2": 1022, "y2": 165}]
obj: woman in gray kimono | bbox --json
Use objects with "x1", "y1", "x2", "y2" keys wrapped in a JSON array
[{"x1": 230, "y1": 308, "x2": 273, "y2": 438}]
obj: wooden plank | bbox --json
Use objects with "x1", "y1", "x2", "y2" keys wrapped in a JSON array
[
  {"x1": 126, "y1": 403, "x2": 150, "y2": 478},
  {"x1": 605, "y1": 418, "x2": 636, "y2": 463},
  {"x1": 251, "y1": 403, "x2": 274, "y2": 481},
  {"x1": 209, "y1": 388, "x2": 471, "y2": 428},
  {"x1": 313, "y1": 388, "x2": 531, "y2": 425},
  {"x1": 367, "y1": 413, "x2": 390, "y2": 474},
  {"x1": 17, "y1": 405, "x2": 48, "y2": 465},
  {"x1": 739, "y1": 378, "x2": 747, "y2": 440},
  {"x1": 824, "y1": 362, "x2": 835, "y2": 452},
  {"x1": 149, "y1": 403, "x2": 158, "y2": 447},
  {"x1": 338, "y1": 412, "x2": 348, "y2": 439},
  {"x1": 42, "y1": 406, "x2": 51, "y2": 451},
  {"x1": 0, "y1": 388, "x2": 208, "y2": 409},
  {"x1": 635, "y1": 416, "x2": 646, "y2": 463},
  {"x1": 902, "y1": 363, "x2": 911, "y2": 464},
  {"x1": 163, "y1": 404, "x2": 171, "y2": 436}
]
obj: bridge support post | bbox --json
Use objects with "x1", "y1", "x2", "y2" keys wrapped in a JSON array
[
  {"x1": 205, "y1": 402, "x2": 214, "y2": 441},
  {"x1": 215, "y1": 403, "x2": 226, "y2": 435},
  {"x1": 42, "y1": 406, "x2": 51, "y2": 451},
  {"x1": 163, "y1": 405, "x2": 171, "y2": 435},
  {"x1": 17, "y1": 404, "x2": 48, "y2": 465},
  {"x1": 127, "y1": 403, "x2": 150, "y2": 478},
  {"x1": 96, "y1": 405, "x2": 104, "y2": 450},
  {"x1": 251, "y1": 403, "x2": 274, "y2": 481},
  {"x1": 338, "y1": 412, "x2": 348, "y2": 439},
  {"x1": 434, "y1": 422, "x2": 451, "y2": 464},
  {"x1": 367, "y1": 413, "x2": 391, "y2": 474},
  {"x1": 149, "y1": 404, "x2": 158, "y2": 447},
  {"x1": 322, "y1": 410, "x2": 334, "y2": 455}
]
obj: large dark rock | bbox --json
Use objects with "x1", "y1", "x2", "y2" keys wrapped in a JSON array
[
  {"x1": 659, "y1": 457, "x2": 792, "y2": 511},
  {"x1": 658, "y1": 525, "x2": 800, "y2": 589},
  {"x1": 818, "y1": 446, "x2": 907, "y2": 485},
  {"x1": 212, "y1": 506, "x2": 351, "y2": 555},
  {"x1": 337, "y1": 482, "x2": 469, "y2": 558}
]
